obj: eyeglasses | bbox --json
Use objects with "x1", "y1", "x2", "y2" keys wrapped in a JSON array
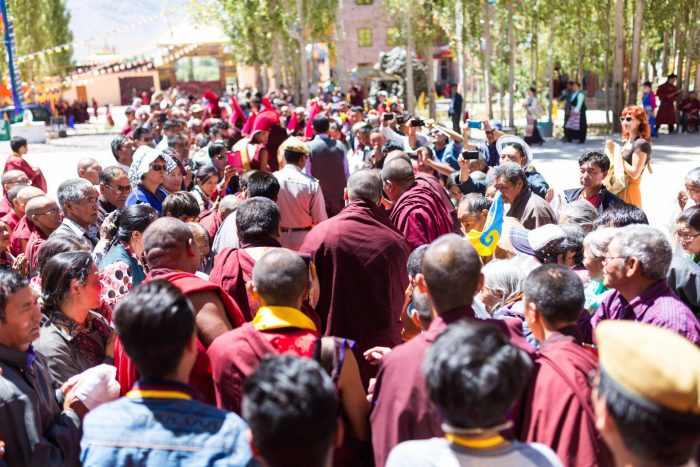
[
  {"x1": 601, "y1": 255, "x2": 626, "y2": 264},
  {"x1": 620, "y1": 116, "x2": 633, "y2": 122},
  {"x1": 106, "y1": 184, "x2": 132, "y2": 194},
  {"x1": 674, "y1": 231, "x2": 700, "y2": 241},
  {"x1": 36, "y1": 207, "x2": 61, "y2": 217},
  {"x1": 11, "y1": 179, "x2": 30, "y2": 185},
  {"x1": 485, "y1": 130, "x2": 495, "y2": 135},
  {"x1": 150, "y1": 164, "x2": 166, "y2": 172}
]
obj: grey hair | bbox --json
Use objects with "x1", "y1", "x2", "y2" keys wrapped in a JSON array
[
  {"x1": 492, "y1": 162, "x2": 527, "y2": 186},
  {"x1": 559, "y1": 201, "x2": 598, "y2": 232},
  {"x1": 347, "y1": 169, "x2": 383, "y2": 203},
  {"x1": 56, "y1": 178, "x2": 94, "y2": 212},
  {"x1": 583, "y1": 227, "x2": 618, "y2": 259},
  {"x1": 482, "y1": 260, "x2": 525, "y2": 310},
  {"x1": 615, "y1": 225, "x2": 671, "y2": 281},
  {"x1": 684, "y1": 167, "x2": 700, "y2": 186}
]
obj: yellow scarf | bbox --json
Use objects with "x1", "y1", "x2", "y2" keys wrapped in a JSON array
[
  {"x1": 252, "y1": 306, "x2": 317, "y2": 332},
  {"x1": 445, "y1": 433, "x2": 506, "y2": 449}
]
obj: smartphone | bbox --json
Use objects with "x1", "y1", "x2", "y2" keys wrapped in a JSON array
[
  {"x1": 467, "y1": 120, "x2": 482, "y2": 129},
  {"x1": 159, "y1": 112, "x2": 167, "y2": 123},
  {"x1": 227, "y1": 151, "x2": 244, "y2": 172},
  {"x1": 410, "y1": 119, "x2": 425, "y2": 127},
  {"x1": 462, "y1": 150, "x2": 480, "y2": 160},
  {"x1": 383, "y1": 113, "x2": 394, "y2": 121}
]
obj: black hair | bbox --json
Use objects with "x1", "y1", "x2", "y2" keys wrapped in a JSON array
[
  {"x1": 35, "y1": 235, "x2": 91, "y2": 277},
  {"x1": 312, "y1": 115, "x2": 330, "y2": 134},
  {"x1": 208, "y1": 121, "x2": 230, "y2": 137},
  {"x1": 283, "y1": 148, "x2": 305, "y2": 165},
  {"x1": 10, "y1": 136, "x2": 27, "y2": 153},
  {"x1": 98, "y1": 166, "x2": 128, "y2": 186},
  {"x1": 597, "y1": 371, "x2": 700, "y2": 465},
  {"x1": 236, "y1": 197, "x2": 281, "y2": 242},
  {"x1": 132, "y1": 126, "x2": 151, "y2": 141},
  {"x1": 407, "y1": 244, "x2": 429, "y2": 278},
  {"x1": 676, "y1": 205, "x2": 700, "y2": 232},
  {"x1": 110, "y1": 135, "x2": 129, "y2": 159},
  {"x1": 559, "y1": 223, "x2": 585, "y2": 265},
  {"x1": 6, "y1": 183, "x2": 27, "y2": 204},
  {"x1": 381, "y1": 141, "x2": 403, "y2": 156},
  {"x1": 41, "y1": 251, "x2": 94, "y2": 310},
  {"x1": 459, "y1": 193, "x2": 492, "y2": 215},
  {"x1": 423, "y1": 321, "x2": 533, "y2": 429},
  {"x1": 523, "y1": 264, "x2": 584, "y2": 324},
  {"x1": 247, "y1": 170, "x2": 280, "y2": 200},
  {"x1": 194, "y1": 165, "x2": 219, "y2": 184},
  {"x1": 107, "y1": 204, "x2": 158, "y2": 244},
  {"x1": 242, "y1": 355, "x2": 337, "y2": 467},
  {"x1": 167, "y1": 133, "x2": 188, "y2": 148},
  {"x1": 208, "y1": 142, "x2": 226, "y2": 160},
  {"x1": 162, "y1": 192, "x2": 200, "y2": 219},
  {"x1": 163, "y1": 119, "x2": 179, "y2": 131},
  {"x1": 113, "y1": 280, "x2": 195, "y2": 380},
  {"x1": 578, "y1": 150, "x2": 610, "y2": 173},
  {"x1": 642, "y1": 81, "x2": 652, "y2": 88},
  {"x1": 0, "y1": 270, "x2": 29, "y2": 322},
  {"x1": 528, "y1": 86, "x2": 537, "y2": 95},
  {"x1": 594, "y1": 204, "x2": 649, "y2": 228}
]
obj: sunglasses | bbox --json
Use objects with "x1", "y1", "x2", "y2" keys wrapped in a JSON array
[
  {"x1": 106, "y1": 184, "x2": 132, "y2": 194},
  {"x1": 150, "y1": 164, "x2": 166, "y2": 172},
  {"x1": 485, "y1": 129, "x2": 496, "y2": 135},
  {"x1": 620, "y1": 116, "x2": 633, "y2": 122}
]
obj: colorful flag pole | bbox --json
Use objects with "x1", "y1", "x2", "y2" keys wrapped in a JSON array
[
  {"x1": 466, "y1": 193, "x2": 504, "y2": 257},
  {"x1": 0, "y1": 0, "x2": 23, "y2": 119}
]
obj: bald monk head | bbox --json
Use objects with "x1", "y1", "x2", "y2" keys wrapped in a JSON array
[
  {"x1": 384, "y1": 150, "x2": 413, "y2": 166},
  {"x1": 14, "y1": 186, "x2": 45, "y2": 217},
  {"x1": 236, "y1": 197, "x2": 281, "y2": 244},
  {"x1": 187, "y1": 222, "x2": 211, "y2": 263},
  {"x1": 416, "y1": 234, "x2": 483, "y2": 313},
  {"x1": 346, "y1": 169, "x2": 383, "y2": 204},
  {"x1": 26, "y1": 195, "x2": 62, "y2": 235},
  {"x1": 249, "y1": 248, "x2": 310, "y2": 309},
  {"x1": 143, "y1": 217, "x2": 200, "y2": 273},
  {"x1": 218, "y1": 194, "x2": 241, "y2": 222},
  {"x1": 1, "y1": 169, "x2": 29, "y2": 191},
  {"x1": 381, "y1": 157, "x2": 416, "y2": 203},
  {"x1": 77, "y1": 158, "x2": 102, "y2": 185}
]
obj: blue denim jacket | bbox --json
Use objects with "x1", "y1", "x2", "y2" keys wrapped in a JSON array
[{"x1": 80, "y1": 381, "x2": 255, "y2": 466}]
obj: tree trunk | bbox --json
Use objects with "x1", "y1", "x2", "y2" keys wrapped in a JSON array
[
  {"x1": 270, "y1": 32, "x2": 283, "y2": 90},
  {"x1": 483, "y1": 0, "x2": 494, "y2": 119},
  {"x1": 405, "y1": 1, "x2": 415, "y2": 114},
  {"x1": 604, "y1": 0, "x2": 611, "y2": 125},
  {"x1": 546, "y1": 23, "x2": 555, "y2": 122},
  {"x1": 297, "y1": 0, "x2": 309, "y2": 104},
  {"x1": 695, "y1": 62, "x2": 700, "y2": 94},
  {"x1": 334, "y1": 0, "x2": 348, "y2": 92},
  {"x1": 426, "y1": 42, "x2": 436, "y2": 119},
  {"x1": 627, "y1": 0, "x2": 643, "y2": 104},
  {"x1": 455, "y1": 0, "x2": 466, "y2": 94},
  {"x1": 661, "y1": 31, "x2": 670, "y2": 75},
  {"x1": 507, "y1": 0, "x2": 515, "y2": 128},
  {"x1": 612, "y1": 0, "x2": 625, "y2": 132}
]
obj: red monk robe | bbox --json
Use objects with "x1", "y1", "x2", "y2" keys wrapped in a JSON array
[
  {"x1": 9, "y1": 216, "x2": 32, "y2": 256},
  {"x1": 1, "y1": 210, "x2": 19, "y2": 232},
  {"x1": 389, "y1": 181, "x2": 454, "y2": 251},
  {"x1": 415, "y1": 172, "x2": 461, "y2": 233},
  {"x1": 370, "y1": 307, "x2": 531, "y2": 467},
  {"x1": 3, "y1": 154, "x2": 47, "y2": 192},
  {"x1": 519, "y1": 327, "x2": 614, "y2": 466},
  {"x1": 113, "y1": 269, "x2": 246, "y2": 404},
  {"x1": 199, "y1": 208, "x2": 221, "y2": 240},
  {"x1": 300, "y1": 198, "x2": 410, "y2": 385},
  {"x1": 655, "y1": 81, "x2": 679, "y2": 126},
  {"x1": 0, "y1": 196, "x2": 12, "y2": 218},
  {"x1": 25, "y1": 228, "x2": 47, "y2": 274}
]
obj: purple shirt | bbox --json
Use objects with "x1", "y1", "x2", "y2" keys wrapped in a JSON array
[{"x1": 592, "y1": 281, "x2": 700, "y2": 345}]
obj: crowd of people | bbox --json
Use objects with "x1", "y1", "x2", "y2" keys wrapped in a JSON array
[{"x1": 0, "y1": 85, "x2": 699, "y2": 467}]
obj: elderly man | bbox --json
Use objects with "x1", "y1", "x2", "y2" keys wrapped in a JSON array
[
  {"x1": 493, "y1": 162, "x2": 556, "y2": 229},
  {"x1": 300, "y1": 169, "x2": 410, "y2": 385},
  {"x1": 77, "y1": 158, "x2": 102, "y2": 185},
  {"x1": 591, "y1": 224, "x2": 700, "y2": 344},
  {"x1": 306, "y1": 115, "x2": 348, "y2": 217},
  {"x1": 97, "y1": 167, "x2": 131, "y2": 226},
  {"x1": 51, "y1": 178, "x2": 99, "y2": 247},
  {"x1": 5, "y1": 186, "x2": 45, "y2": 256},
  {"x1": 1, "y1": 184, "x2": 42, "y2": 231},
  {"x1": 564, "y1": 151, "x2": 624, "y2": 214},
  {"x1": 0, "y1": 169, "x2": 29, "y2": 217},
  {"x1": 110, "y1": 135, "x2": 135, "y2": 172},
  {"x1": 382, "y1": 157, "x2": 453, "y2": 251},
  {"x1": 273, "y1": 137, "x2": 327, "y2": 250},
  {"x1": 200, "y1": 194, "x2": 240, "y2": 240},
  {"x1": 23, "y1": 196, "x2": 62, "y2": 272},
  {"x1": 593, "y1": 321, "x2": 700, "y2": 466},
  {"x1": 0, "y1": 270, "x2": 85, "y2": 466}
]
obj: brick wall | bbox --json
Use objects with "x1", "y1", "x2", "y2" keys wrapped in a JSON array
[{"x1": 341, "y1": 0, "x2": 393, "y2": 69}]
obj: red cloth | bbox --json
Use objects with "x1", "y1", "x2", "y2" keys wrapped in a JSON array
[
  {"x1": 389, "y1": 182, "x2": 454, "y2": 251},
  {"x1": 252, "y1": 109, "x2": 280, "y2": 134},
  {"x1": 209, "y1": 248, "x2": 258, "y2": 322},
  {"x1": 370, "y1": 307, "x2": 531, "y2": 467},
  {"x1": 519, "y1": 328, "x2": 613, "y2": 466},
  {"x1": 241, "y1": 112, "x2": 256, "y2": 136},
  {"x1": 113, "y1": 269, "x2": 246, "y2": 404},
  {"x1": 655, "y1": 81, "x2": 678, "y2": 125},
  {"x1": 299, "y1": 199, "x2": 410, "y2": 385},
  {"x1": 208, "y1": 323, "x2": 318, "y2": 413},
  {"x1": 305, "y1": 101, "x2": 321, "y2": 140},
  {"x1": 1, "y1": 210, "x2": 19, "y2": 232},
  {"x1": 9, "y1": 216, "x2": 33, "y2": 257},
  {"x1": 3, "y1": 154, "x2": 47, "y2": 192},
  {"x1": 199, "y1": 209, "x2": 222, "y2": 240},
  {"x1": 287, "y1": 111, "x2": 298, "y2": 131},
  {"x1": 229, "y1": 96, "x2": 247, "y2": 126},
  {"x1": 264, "y1": 124, "x2": 286, "y2": 172},
  {"x1": 0, "y1": 196, "x2": 12, "y2": 218},
  {"x1": 415, "y1": 172, "x2": 460, "y2": 233},
  {"x1": 25, "y1": 229, "x2": 47, "y2": 273},
  {"x1": 120, "y1": 122, "x2": 131, "y2": 136},
  {"x1": 203, "y1": 89, "x2": 222, "y2": 119}
]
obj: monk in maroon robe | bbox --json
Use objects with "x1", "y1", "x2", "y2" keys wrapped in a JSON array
[
  {"x1": 3, "y1": 142, "x2": 47, "y2": 192},
  {"x1": 113, "y1": 218, "x2": 246, "y2": 403},
  {"x1": 370, "y1": 235, "x2": 532, "y2": 467},
  {"x1": 381, "y1": 157, "x2": 453, "y2": 251},
  {"x1": 300, "y1": 169, "x2": 410, "y2": 385},
  {"x1": 519, "y1": 264, "x2": 614, "y2": 466},
  {"x1": 22, "y1": 196, "x2": 62, "y2": 270},
  {"x1": 0, "y1": 169, "x2": 29, "y2": 218},
  {"x1": 655, "y1": 74, "x2": 680, "y2": 132}
]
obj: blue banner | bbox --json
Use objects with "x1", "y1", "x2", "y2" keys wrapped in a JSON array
[{"x1": 1, "y1": 0, "x2": 24, "y2": 119}]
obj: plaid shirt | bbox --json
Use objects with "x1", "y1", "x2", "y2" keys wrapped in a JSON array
[{"x1": 592, "y1": 280, "x2": 700, "y2": 345}]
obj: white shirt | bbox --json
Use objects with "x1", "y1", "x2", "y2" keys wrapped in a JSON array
[{"x1": 273, "y1": 164, "x2": 328, "y2": 228}]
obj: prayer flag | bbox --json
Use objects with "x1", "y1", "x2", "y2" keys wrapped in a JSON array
[{"x1": 466, "y1": 193, "x2": 504, "y2": 256}]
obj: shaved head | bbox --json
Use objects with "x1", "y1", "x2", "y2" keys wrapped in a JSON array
[
  {"x1": 422, "y1": 234, "x2": 482, "y2": 312},
  {"x1": 16, "y1": 186, "x2": 45, "y2": 215},
  {"x1": 384, "y1": 150, "x2": 412, "y2": 166},
  {"x1": 143, "y1": 217, "x2": 199, "y2": 272},
  {"x1": 347, "y1": 169, "x2": 383, "y2": 203},
  {"x1": 26, "y1": 195, "x2": 61, "y2": 234},
  {"x1": 218, "y1": 195, "x2": 241, "y2": 220},
  {"x1": 1, "y1": 169, "x2": 27, "y2": 187},
  {"x1": 78, "y1": 157, "x2": 99, "y2": 170},
  {"x1": 381, "y1": 157, "x2": 415, "y2": 188},
  {"x1": 25, "y1": 195, "x2": 56, "y2": 217},
  {"x1": 252, "y1": 248, "x2": 309, "y2": 306}
]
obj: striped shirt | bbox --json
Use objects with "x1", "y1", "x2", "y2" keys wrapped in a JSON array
[{"x1": 592, "y1": 281, "x2": 700, "y2": 345}]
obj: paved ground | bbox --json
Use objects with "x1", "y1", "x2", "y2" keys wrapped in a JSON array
[{"x1": 1, "y1": 130, "x2": 698, "y2": 232}]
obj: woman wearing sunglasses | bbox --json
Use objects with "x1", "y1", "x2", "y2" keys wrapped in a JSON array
[
  {"x1": 126, "y1": 146, "x2": 170, "y2": 215},
  {"x1": 608, "y1": 105, "x2": 652, "y2": 208}
]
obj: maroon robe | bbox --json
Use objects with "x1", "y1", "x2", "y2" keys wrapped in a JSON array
[
  {"x1": 370, "y1": 307, "x2": 531, "y2": 467},
  {"x1": 25, "y1": 229, "x2": 47, "y2": 274},
  {"x1": 9, "y1": 216, "x2": 32, "y2": 256},
  {"x1": 299, "y1": 198, "x2": 410, "y2": 385},
  {"x1": 415, "y1": 172, "x2": 460, "y2": 233},
  {"x1": 3, "y1": 155, "x2": 47, "y2": 192},
  {"x1": 209, "y1": 247, "x2": 259, "y2": 322},
  {"x1": 0, "y1": 196, "x2": 11, "y2": 218},
  {"x1": 519, "y1": 327, "x2": 614, "y2": 466},
  {"x1": 389, "y1": 181, "x2": 454, "y2": 251},
  {"x1": 655, "y1": 81, "x2": 678, "y2": 125},
  {"x1": 199, "y1": 208, "x2": 222, "y2": 240},
  {"x1": 1, "y1": 210, "x2": 19, "y2": 233}
]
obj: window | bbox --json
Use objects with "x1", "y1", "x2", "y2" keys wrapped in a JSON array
[
  {"x1": 386, "y1": 27, "x2": 401, "y2": 47},
  {"x1": 357, "y1": 28, "x2": 373, "y2": 48},
  {"x1": 356, "y1": 0, "x2": 373, "y2": 4}
]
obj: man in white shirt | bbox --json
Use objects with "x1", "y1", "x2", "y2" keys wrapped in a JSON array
[{"x1": 273, "y1": 138, "x2": 327, "y2": 250}]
